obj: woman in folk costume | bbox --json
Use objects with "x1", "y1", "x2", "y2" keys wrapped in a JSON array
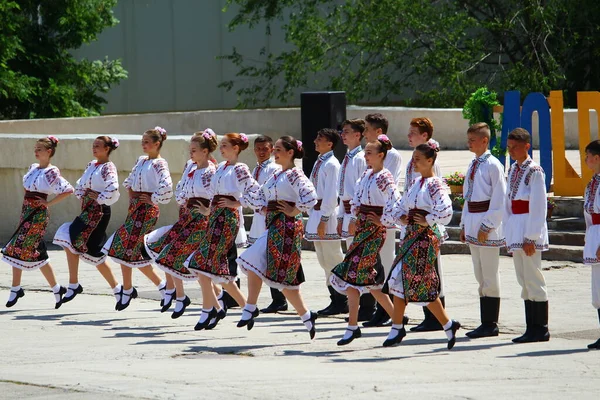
[
  {"x1": 330, "y1": 135, "x2": 399, "y2": 345},
  {"x1": 185, "y1": 133, "x2": 260, "y2": 331},
  {"x1": 3, "y1": 136, "x2": 74, "y2": 309},
  {"x1": 144, "y1": 130, "x2": 218, "y2": 320},
  {"x1": 53, "y1": 136, "x2": 122, "y2": 305},
  {"x1": 102, "y1": 127, "x2": 173, "y2": 311},
  {"x1": 382, "y1": 142, "x2": 461, "y2": 349},
  {"x1": 237, "y1": 136, "x2": 319, "y2": 338},
  {"x1": 583, "y1": 140, "x2": 600, "y2": 350}
]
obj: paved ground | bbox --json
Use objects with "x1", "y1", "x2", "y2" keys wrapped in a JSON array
[{"x1": 1, "y1": 249, "x2": 599, "y2": 399}]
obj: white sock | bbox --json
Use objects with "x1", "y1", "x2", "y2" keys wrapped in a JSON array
[
  {"x1": 342, "y1": 325, "x2": 359, "y2": 340},
  {"x1": 217, "y1": 291, "x2": 225, "y2": 310},
  {"x1": 65, "y1": 282, "x2": 79, "y2": 297},
  {"x1": 157, "y1": 280, "x2": 167, "y2": 298},
  {"x1": 387, "y1": 324, "x2": 404, "y2": 340},
  {"x1": 443, "y1": 320, "x2": 454, "y2": 339},
  {"x1": 52, "y1": 284, "x2": 62, "y2": 303},
  {"x1": 164, "y1": 289, "x2": 175, "y2": 302},
  {"x1": 112, "y1": 284, "x2": 122, "y2": 302},
  {"x1": 121, "y1": 287, "x2": 133, "y2": 304},
  {"x1": 174, "y1": 297, "x2": 186, "y2": 312},
  {"x1": 198, "y1": 308, "x2": 212, "y2": 324},
  {"x1": 241, "y1": 303, "x2": 257, "y2": 321},
  {"x1": 7, "y1": 286, "x2": 21, "y2": 302},
  {"x1": 301, "y1": 311, "x2": 314, "y2": 331}
]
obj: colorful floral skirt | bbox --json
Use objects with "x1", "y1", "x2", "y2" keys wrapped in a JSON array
[
  {"x1": 185, "y1": 206, "x2": 240, "y2": 283},
  {"x1": 238, "y1": 210, "x2": 305, "y2": 290},
  {"x1": 145, "y1": 206, "x2": 208, "y2": 281},
  {"x1": 330, "y1": 212, "x2": 387, "y2": 295},
  {"x1": 2, "y1": 198, "x2": 50, "y2": 270},
  {"x1": 53, "y1": 192, "x2": 110, "y2": 266},
  {"x1": 102, "y1": 198, "x2": 159, "y2": 268},
  {"x1": 387, "y1": 224, "x2": 442, "y2": 304}
]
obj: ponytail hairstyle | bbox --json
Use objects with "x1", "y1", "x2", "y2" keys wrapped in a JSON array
[
  {"x1": 192, "y1": 129, "x2": 218, "y2": 153},
  {"x1": 224, "y1": 133, "x2": 250, "y2": 154},
  {"x1": 38, "y1": 136, "x2": 59, "y2": 157},
  {"x1": 375, "y1": 134, "x2": 393, "y2": 159},
  {"x1": 279, "y1": 135, "x2": 305, "y2": 159},
  {"x1": 415, "y1": 139, "x2": 440, "y2": 163},
  {"x1": 96, "y1": 135, "x2": 119, "y2": 155},
  {"x1": 144, "y1": 126, "x2": 167, "y2": 149}
]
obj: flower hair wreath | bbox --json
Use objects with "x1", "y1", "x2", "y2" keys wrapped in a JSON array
[
  {"x1": 202, "y1": 128, "x2": 216, "y2": 140},
  {"x1": 296, "y1": 140, "x2": 303, "y2": 150},
  {"x1": 154, "y1": 126, "x2": 167, "y2": 137},
  {"x1": 111, "y1": 137, "x2": 120, "y2": 148},
  {"x1": 239, "y1": 133, "x2": 249, "y2": 143},
  {"x1": 47, "y1": 135, "x2": 59, "y2": 145},
  {"x1": 428, "y1": 139, "x2": 440, "y2": 151},
  {"x1": 377, "y1": 134, "x2": 390, "y2": 143}
]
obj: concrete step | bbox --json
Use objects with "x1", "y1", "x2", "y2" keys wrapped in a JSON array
[
  {"x1": 445, "y1": 226, "x2": 585, "y2": 247},
  {"x1": 546, "y1": 216, "x2": 586, "y2": 231},
  {"x1": 441, "y1": 240, "x2": 583, "y2": 263},
  {"x1": 550, "y1": 197, "x2": 583, "y2": 218}
]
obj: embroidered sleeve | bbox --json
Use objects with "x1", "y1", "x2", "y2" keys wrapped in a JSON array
[
  {"x1": 151, "y1": 159, "x2": 173, "y2": 204},
  {"x1": 235, "y1": 164, "x2": 261, "y2": 208},
  {"x1": 123, "y1": 157, "x2": 143, "y2": 189},
  {"x1": 425, "y1": 178, "x2": 453, "y2": 226},
  {"x1": 319, "y1": 161, "x2": 340, "y2": 220},
  {"x1": 175, "y1": 162, "x2": 194, "y2": 205},
  {"x1": 96, "y1": 162, "x2": 120, "y2": 206},
  {"x1": 481, "y1": 161, "x2": 507, "y2": 231},
  {"x1": 288, "y1": 169, "x2": 317, "y2": 212},
  {"x1": 74, "y1": 162, "x2": 94, "y2": 199},
  {"x1": 524, "y1": 168, "x2": 547, "y2": 241},
  {"x1": 242, "y1": 170, "x2": 268, "y2": 211},
  {"x1": 45, "y1": 167, "x2": 74, "y2": 195},
  {"x1": 351, "y1": 170, "x2": 369, "y2": 217},
  {"x1": 381, "y1": 172, "x2": 400, "y2": 228}
]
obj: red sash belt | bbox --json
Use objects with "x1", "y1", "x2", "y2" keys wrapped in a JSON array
[
  {"x1": 511, "y1": 200, "x2": 529, "y2": 214},
  {"x1": 24, "y1": 191, "x2": 48, "y2": 200},
  {"x1": 468, "y1": 200, "x2": 490, "y2": 214},
  {"x1": 342, "y1": 200, "x2": 352, "y2": 214},
  {"x1": 266, "y1": 200, "x2": 296, "y2": 212},
  {"x1": 591, "y1": 213, "x2": 600, "y2": 225},
  {"x1": 358, "y1": 205, "x2": 384, "y2": 216}
]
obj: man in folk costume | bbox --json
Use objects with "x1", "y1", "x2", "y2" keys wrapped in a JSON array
[
  {"x1": 504, "y1": 128, "x2": 550, "y2": 343},
  {"x1": 460, "y1": 123, "x2": 506, "y2": 338},
  {"x1": 305, "y1": 128, "x2": 346, "y2": 316},
  {"x1": 337, "y1": 119, "x2": 370, "y2": 320},
  {"x1": 361, "y1": 113, "x2": 403, "y2": 327}
]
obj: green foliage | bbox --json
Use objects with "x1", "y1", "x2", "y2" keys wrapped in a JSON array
[
  {"x1": 462, "y1": 87, "x2": 505, "y2": 158},
  {"x1": 0, "y1": 0, "x2": 127, "y2": 119},
  {"x1": 444, "y1": 172, "x2": 466, "y2": 186},
  {"x1": 221, "y1": 0, "x2": 600, "y2": 109}
]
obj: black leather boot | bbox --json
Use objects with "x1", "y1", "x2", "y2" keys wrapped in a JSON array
[
  {"x1": 521, "y1": 300, "x2": 550, "y2": 343},
  {"x1": 357, "y1": 293, "x2": 376, "y2": 322},
  {"x1": 513, "y1": 300, "x2": 533, "y2": 343},
  {"x1": 222, "y1": 279, "x2": 241, "y2": 309},
  {"x1": 318, "y1": 286, "x2": 348, "y2": 316},
  {"x1": 588, "y1": 309, "x2": 600, "y2": 349},
  {"x1": 260, "y1": 287, "x2": 289, "y2": 313},
  {"x1": 411, "y1": 296, "x2": 444, "y2": 332},
  {"x1": 466, "y1": 297, "x2": 500, "y2": 338}
]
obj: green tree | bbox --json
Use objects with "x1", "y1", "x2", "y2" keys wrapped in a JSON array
[
  {"x1": 221, "y1": 0, "x2": 600, "y2": 108},
  {"x1": 0, "y1": 0, "x2": 127, "y2": 119}
]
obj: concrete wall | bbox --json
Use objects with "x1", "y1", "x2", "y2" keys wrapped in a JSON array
[
  {"x1": 0, "y1": 133, "x2": 259, "y2": 243},
  {"x1": 0, "y1": 107, "x2": 593, "y2": 149}
]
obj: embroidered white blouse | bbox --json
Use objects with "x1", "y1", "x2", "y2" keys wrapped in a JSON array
[
  {"x1": 123, "y1": 156, "x2": 173, "y2": 204},
  {"x1": 74, "y1": 161, "x2": 120, "y2": 206},
  {"x1": 23, "y1": 164, "x2": 74, "y2": 195},
  {"x1": 338, "y1": 146, "x2": 367, "y2": 215},
  {"x1": 351, "y1": 168, "x2": 399, "y2": 228},
  {"x1": 175, "y1": 160, "x2": 216, "y2": 206},
  {"x1": 211, "y1": 161, "x2": 260, "y2": 207},
  {"x1": 309, "y1": 150, "x2": 341, "y2": 220},
  {"x1": 250, "y1": 167, "x2": 318, "y2": 212}
]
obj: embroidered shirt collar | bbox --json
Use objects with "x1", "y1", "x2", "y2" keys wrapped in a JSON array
[
  {"x1": 257, "y1": 159, "x2": 273, "y2": 168},
  {"x1": 347, "y1": 146, "x2": 362, "y2": 158},
  {"x1": 318, "y1": 151, "x2": 334, "y2": 161},
  {"x1": 476, "y1": 151, "x2": 492, "y2": 162}
]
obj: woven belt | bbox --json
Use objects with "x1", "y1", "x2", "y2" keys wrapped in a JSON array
[
  {"x1": 511, "y1": 200, "x2": 529, "y2": 214},
  {"x1": 408, "y1": 208, "x2": 430, "y2": 224},
  {"x1": 24, "y1": 191, "x2": 48, "y2": 200},
  {"x1": 343, "y1": 200, "x2": 351, "y2": 214},
  {"x1": 468, "y1": 200, "x2": 490, "y2": 213},
  {"x1": 187, "y1": 197, "x2": 210, "y2": 208},
  {"x1": 211, "y1": 195, "x2": 237, "y2": 207},
  {"x1": 592, "y1": 213, "x2": 600, "y2": 225},
  {"x1": 130, "y1": 191, "x2": 152, "y2": 198},
  {"x1": 358, "y1": 204, "x2": 383, "y2": 216},
  {"x1": 266, "y1": 200, "x2": 296, "y2": 212}
]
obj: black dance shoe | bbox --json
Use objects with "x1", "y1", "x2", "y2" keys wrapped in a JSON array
[
  {"x1": 382, "y1": 326, "x2": 407, "y2": 347},
  {"x1": 116, "y1": 288, "x2": 138, "y2": 311},
  {"x1": 54, "y1": 286, "x2": 67, "y2": 309},
  {"x1": 161, "y1": 292, "x2": 175, "y2": 313},
  {"x1": 260, "y1": 301, "x2": 288, "y2": 314},
  {"x1": 205, "y1": 308, "x2": 227, "y2": 330},
  {"x1": 306, "y1": 311, "x2": 318, "y2": 339},
  {"x1": 195, "y1": 308, "x2": 217, "y2": 331},
  {"x1": 446, "y1": 320, "x2": 462, "y2": 350},
  {"x1": 61, "y1": 284, "x2": 84, "y2": 304},
  {"x1": 237, "y1": 308, "x2": 260, "y2": 330},
  {"x1": 337, "y1": 327, "x2": 362, "y2": 346},
  {"x1": 5, "y1": 288, "x2": 25, "y2": 308},
  {"x1": 171, "y1": 296, "x2": 191, "y2": 319}
]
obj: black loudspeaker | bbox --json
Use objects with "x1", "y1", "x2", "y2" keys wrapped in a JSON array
[{"x1": 300, "y1": 91, "x2": 347, "y2": 177}]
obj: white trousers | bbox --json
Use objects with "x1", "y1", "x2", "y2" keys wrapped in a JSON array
[
  {"x1": 314, "y1": 241, "x2": 344, "y2": 286},
  {"x1": 469, "y1": 245, "x2": 501, "y2": 297},
  {"x1": 592, "y1": 264, "x2": 600, "y2": 309},
  {"x1": 512, "y1": 250, "x2": 548, "y2": 301}
]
